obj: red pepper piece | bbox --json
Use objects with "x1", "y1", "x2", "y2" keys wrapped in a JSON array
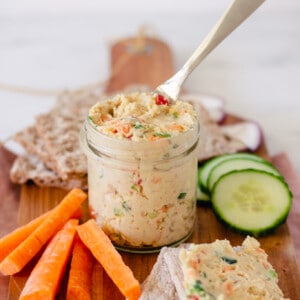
[{"x1": 156, "y1": 94, "x2": 169, "y2": 105}]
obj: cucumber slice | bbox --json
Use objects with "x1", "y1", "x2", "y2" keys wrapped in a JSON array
[
  {"x1": 211, "y1": 170, "x2": 292, "y2": 236},
  {"x1": 207, "y1": 157, "x2": 281, "y2": 191},
  {"x1": 197, "y1": 185, "x2": 210, "y2": 203},
  {"x1": 198, "y1": 153, "x2": 264, "y2": 193}
]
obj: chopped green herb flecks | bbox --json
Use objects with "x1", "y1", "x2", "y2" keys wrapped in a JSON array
[
  {"x1": 177, "y1": 192, "x2": 187, "y2": 200},
  {"x1": 88, "y1": 116, "x2": 94, "y2": 123},
  {"x1": 163, "y1": 152, "x2": 170, "y2": 159},
  {"x1": 221, "y1": 256, "x2": 237, "y2": 264},
  {"x1": 131, "y1": 185, "x2": 138, "y2": 191},
  {"x1": 173, "y1": 112, "x2": 179, "y2": 118},
  {"x1": 191, "y1": 280, "x2": 205, "y2": 293},
  {"x1": 132, "y1": 183, "x2": 143, "y2": 192},
  {"x1": 147, "y1": 210, "x2": 158, "y2": 219},
  {"x1": 268, "y1": 269, "x2": 278, "y2": 279},
  {"x1": 122, "y1": 201, "x2": 131, "y2": 212},
  {"x1": 154, "y1": 132, "x2": 172, "y2": 138},
  {"x1": 188, "y1": 280, "x2": 214, "y2": 299},
  {"x1": 114, "y1": 208, "x2": 124, "y2": 217},
  {"x1": 112, "y1": 232, "x2": 123, "y2": 242},
  {"x1": 134, "y1": 123, "x2": 143, "y2": 129}
]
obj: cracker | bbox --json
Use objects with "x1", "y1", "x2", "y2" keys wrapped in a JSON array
[
  {"x1": 193, "y1": 102, "x2": 246, "y2": 162},
  {"x1": 10, "y1": 87, "x2": 106, "y2": 186},
  {"x1": 33, "y1": 90, "x2": 105, "y2": 180},
  {"x1": 10, "y1": 154, "x2": 87, "y2": 190},
  {"x1": 13, "y1": 126, "x2": 57, "y2": 171},
  {"x1": 34, "y1": 112, "x2": 86, "y2": 179}
]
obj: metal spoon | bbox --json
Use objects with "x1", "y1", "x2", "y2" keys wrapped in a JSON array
[{"x1": 155, "y1": 0, "x2": 265, "y2": 101}]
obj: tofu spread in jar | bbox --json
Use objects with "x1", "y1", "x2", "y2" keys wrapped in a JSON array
[{"x1": 81, "y1": 92, "x2": 200, "y2": 252}]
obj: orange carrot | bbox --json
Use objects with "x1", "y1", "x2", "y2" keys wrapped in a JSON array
[
  {"x1": 66, "y1": 235, "x2": 94, "y2": 300},
  {"x1": 225, "y1": 281, "x2": 233, "y2": 295},
  {"x1": 166, "y1": 123, "x2": 184, "y2": 131},
  {"x1": 0, "y1": 188, "x2": 87, "y2": 275},
  {"x1": 19, "y1": 219, "x2": 78, "y2": 300},
  {"x1": 149, "y1": 135, "x2": 159, "y2": 141},
  {"x1": 0, "y1": 206, "x2": 82, "y2": 263},
  {"x1": 69, "y1": 206, "x2": 83, "y2": 219},
  {"x1": 101, "y1": 114, "x2": 111, "y2": 122},
  {"x1": 118, "y1": 124, "x2": 131, "y2": 135},
  {"x1": 77, "y1": 220, "x2": 141, "y2": 300}
]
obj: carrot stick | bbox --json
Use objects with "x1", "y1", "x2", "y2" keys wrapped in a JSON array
[
  {"x1": 0, "y1": 206, "x2": 82, "y2": 263},
  {"x1": 0, "y1": 188, "x2": 87, "y2": 275},
  {"x1": 77, "y1": 219, "x2": 141, "y2": 300},
  {"x1": 19, "y1": 219, "x2": 78, "y2": 300},
  {"x1": 66, "y1": 235, "x2": 93, "y2": 300}
]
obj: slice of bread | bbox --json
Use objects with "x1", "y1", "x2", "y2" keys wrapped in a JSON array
[
  {"x1": 140, "y1": 247, "x2": 179, "y2": 300},
  {"x1": 180, "y1": 237, "x2": 287, "y2": 299},
  {"x1": 141, "y1": 237, "x2": 287, "y2": 300}
]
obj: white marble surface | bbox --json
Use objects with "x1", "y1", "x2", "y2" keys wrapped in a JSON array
[{"x1": 0, "y1": 0, "x2": 300, "y2": 175}]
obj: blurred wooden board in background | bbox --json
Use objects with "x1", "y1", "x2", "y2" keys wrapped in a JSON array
[{"x1": 105, "y1": 35, "x2": 174, "y2": 93}]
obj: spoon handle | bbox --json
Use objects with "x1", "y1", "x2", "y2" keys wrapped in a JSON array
[{"x1": 157, "y1": 0, "x2": 265, "y2": 100}]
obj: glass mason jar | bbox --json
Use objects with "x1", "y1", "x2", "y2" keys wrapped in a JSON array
[{"x1": 80, "y1": 115, "x2": 200, "y2": 253}]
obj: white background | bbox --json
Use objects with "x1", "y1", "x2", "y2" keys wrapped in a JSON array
[{"x1": 0, "y1": 0, "x2": 300, "y2": 174}]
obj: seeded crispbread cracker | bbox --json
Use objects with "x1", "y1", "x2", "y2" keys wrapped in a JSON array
[
  {"x1": 10, "y1": 87, "x2": 105, "y2": 187},
  {"x1": 192, "y1": 101, "x2": 246, "y2": 162},
  {"x1": 10, "y1": 154, "x2": 87, "y2": 190},
  {"x1": 33, "y1": 89, "x2": 105, "y2": 180},
  {"x1": 13, "y1": 126, "x2": 57, "y2": 172},
  {"x1": 10, "y1": 87, "x2": 102, "y2": 188},
  {"x1": 34, "y1": 111, "x2": 87, "y2": 180}
]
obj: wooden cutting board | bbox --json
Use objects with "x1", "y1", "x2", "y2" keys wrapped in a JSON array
[{"x1": 7, "y1": 35, "x2": 300, "y2": 299}]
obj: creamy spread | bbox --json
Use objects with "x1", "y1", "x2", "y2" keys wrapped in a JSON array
[
  {"x1": 88, "y1": 92, "x2": 196, "y2": 141},
  {"x1": 82, "y1": 92, "x2": 199, "y2": 251},
  {"x1": 180, "y1": 237, "x2": 287, "y2": 300}
]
